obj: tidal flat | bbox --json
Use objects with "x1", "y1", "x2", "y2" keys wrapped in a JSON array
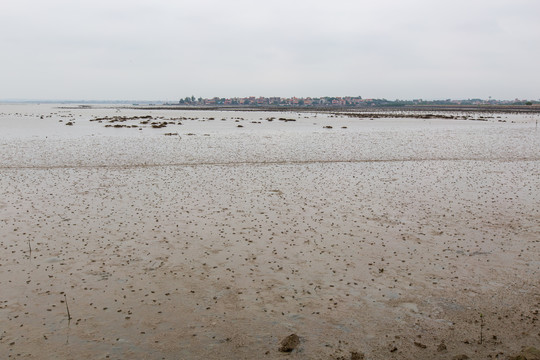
[{"x1": 0, "y1": 104, "x2": 539, "y2": 359}]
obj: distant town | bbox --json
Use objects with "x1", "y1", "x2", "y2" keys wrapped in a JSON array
[
  {"x1": 170, "y1": 96, "x2": 538, "y2": 107},
  {"x1": 2, "y1": 97, "x2": 539, "y2": 108}
]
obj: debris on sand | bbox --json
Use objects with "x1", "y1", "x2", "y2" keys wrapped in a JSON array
[
  {"x1": 350, "y1": 351, "x2": 365, "y2": 360},
  {"x1": 337, "y1": 351, "x2": 365, "y2": 360},
  {"x1": 279, "y1": 334, "x2": 300, "y2": 352},
  {"x1": 509, "y1": 347, "x2": 540, "y2": 360}
]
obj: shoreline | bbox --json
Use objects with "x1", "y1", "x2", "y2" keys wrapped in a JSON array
[{"x1": 48, "y1": 103, "x2": 540, "y2": 114}]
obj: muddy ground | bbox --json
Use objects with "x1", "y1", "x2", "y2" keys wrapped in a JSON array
[{"x1": 0, "y1": 105, "x2": 539, "y2": 359}]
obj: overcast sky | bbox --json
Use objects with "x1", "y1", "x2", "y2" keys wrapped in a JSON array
[{"x1": 1, "y1": 0, "x2": 539, "y2": 100}]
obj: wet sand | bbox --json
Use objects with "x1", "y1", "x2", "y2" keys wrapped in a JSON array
[{"x1": 1, "y1": 105, "x2": 539, "y2": 359}]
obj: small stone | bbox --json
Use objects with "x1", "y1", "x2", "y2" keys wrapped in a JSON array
[
  {"x1": 279, "y1": 334, "x2": 300, "y2": 352},
  {"x1": 414, "y1": 341, "x2": 427, "y2": 349},
  {"x1": 452, "y1": 355, "x2": 470, "y2": 360},
  {"x1": 437, "y1": 341, "x2": 447, "y2": 352}
]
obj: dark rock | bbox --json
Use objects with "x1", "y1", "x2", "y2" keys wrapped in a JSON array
[
  {"x1": 279, "y1": 334, "x2": 300, "y2": 352},
  {"x1": 452, "y1": 355, "x2": 469, "y2": 360},
  {"x1": 414, "y1": 341, "x2": 427, "y2": 348},
  {"x1": 437, "y1": 341, "x2": 447, "y2": 352}
]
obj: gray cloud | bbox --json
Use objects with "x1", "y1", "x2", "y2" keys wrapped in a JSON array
[{"x1": 1, "y1": 0, "x2": 539, "y2": 100}]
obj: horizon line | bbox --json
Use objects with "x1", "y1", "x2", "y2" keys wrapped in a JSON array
[{"x1": 1, "y1": 97, "x2": 537, "y2": 103}]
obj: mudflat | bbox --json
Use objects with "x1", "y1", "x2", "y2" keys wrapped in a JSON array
[{"x1": 1, "y1": 104, "x2": 539, "y2": 359}]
